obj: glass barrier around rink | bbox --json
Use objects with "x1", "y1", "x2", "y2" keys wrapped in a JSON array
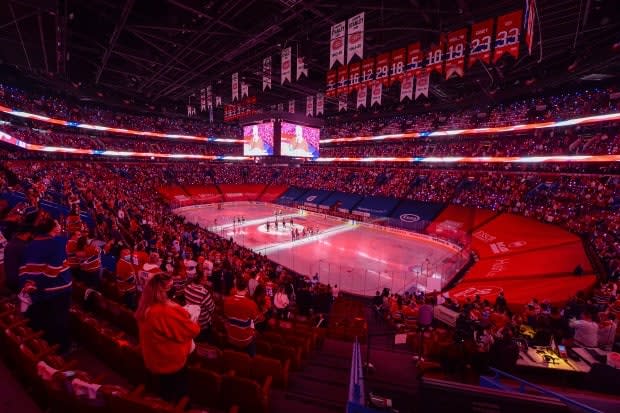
[{"x1": 254, "y1": 241, "x2": 471, "y2": 298}]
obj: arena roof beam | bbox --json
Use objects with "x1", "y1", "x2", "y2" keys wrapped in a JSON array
[
  {"x1": 165, "y1": 0, "x2": 245, "y2": 34},
  {"x1": 7, "y1": 1, "x2": 31, "y2": 70},
  {"x1": 37, "y1": 12, "x2": 49, "y2": 73},
  {"x1": 95, "y1": 0, "x2": 135, "y2": 84},
  {"x1": 126, "y1": 29, "x2": 193, "y2": 70}
]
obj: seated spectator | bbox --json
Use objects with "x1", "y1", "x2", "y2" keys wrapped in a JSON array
[
  {"x1": 597, "y1": 313, "x2": 617, "y2": 351},
  {"x1": 137, "y1": 252, "x2": 161, "y2": 292},
  {"x1": 569, "y1": 311, "x2": 599, "y2": 348}
]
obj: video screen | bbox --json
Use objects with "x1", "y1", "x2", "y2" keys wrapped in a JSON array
[
  {"x1": 243, "y1": 122, "x2": 274, "y2": 156},
  {"x1": 280, "y1": 122, "x2": 320, "y2": 158}
]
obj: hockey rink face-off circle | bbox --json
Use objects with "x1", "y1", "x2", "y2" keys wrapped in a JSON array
[{"x1": 176, "y1": 202, "x2": 465, "y2": 296}]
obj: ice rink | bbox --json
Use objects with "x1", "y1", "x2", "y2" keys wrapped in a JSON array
[{"x1": 176, "y1": 202, "x2": 467, "y2": 296}]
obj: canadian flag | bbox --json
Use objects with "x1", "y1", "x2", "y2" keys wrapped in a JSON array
[
  {"x1": 357, "y1": 86, "x2": 367, "y2": 108},
  {"x1": 370, "y1": 82, "x2": 382, "y2": 106}
]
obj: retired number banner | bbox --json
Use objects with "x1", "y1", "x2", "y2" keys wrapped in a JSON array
[
  {"x1": 406, "y1": 42, "x2": 424, "y2": 76},
  {"x1": 390, "y1": 48, "x2": 406, "y2": 85},
  {"x1": 326, "y1": 70, "x2": 337, "y2": 97},
  {"x1": 330, "y1": 21, "x2": 346, "y2": 68},
  {"x1": 493, "y1": 10, "x2": 522, "y2": 63},
  {"x1": 469, "y1": 19, "x2": 494, "y2": 67},
  {"x1": 375, "y1": 52, "x2": 390, "y2": 86},
  {"x1": 348, "y1": 61, "x2": 361, "y2": 91},
  {"x1": 337, "y1": 65, "x2": 349, "y2": 94},
  {"x1": 445, "y1": 28, "x2": 467, "y2": 79},
  {"x1": 361, "y1": 57, "x2": 375, "y2": 85},
  {"x1": 426, "y1": 36, "x2": 445, "y2": 75}
]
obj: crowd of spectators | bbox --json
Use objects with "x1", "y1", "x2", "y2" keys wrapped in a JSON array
[{"x1": 0, "y1": 84, "x2": 241, "y2": 138}]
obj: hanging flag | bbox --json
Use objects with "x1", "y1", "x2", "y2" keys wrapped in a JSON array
[
  {"x1": 415, "y1": 69, "x2": 430, "y2": 99},
  {"x1": 231, "y1": 72, "x2": 239, "y2": 101},
  {"x1": 346, "y1": 12, "x2": 364, "y2": 63},
  {"x1": 215, "y1": 96, "x2": 222, "y2": 107},
  {"x1": 357, "y1": 86, "x2": 367, "y2": 108},
  {"x1": 281, "y1": 47, "x2": 292, "y2": 84},
  {"x1": 426, "y1": 36, "x2": 445, "y2": 75},
  {"x1": 337, "y1": 65, "x2": 349, "y2": 94},
  {"x1": 338, "y1": 94, "x2": 348, "y2": 111},
  {"x1": 316, "y1": 93, "x2": 324, "y2": 115},
  {"x1": 469, "y1": 19, "x2": 494, "y2": 67},
  {"x1": 400, "y1": 72, "x2": 414, "y2": 101},
  {"x1": 348, "y1": 61, "x2": 361, "y2": 91},
  {"x1": 406, "y1": 42, "x2": 424, "y2": 76},
  {"x1": 326, "y1": 70, "x2": 338, "y2": 97},
  {"x1": 329, "y1": 21, "x2": 346, "y2": 68},
  {"x1": 361, "y1": 57, "x2": 375, "y2": 85},
  {"x1": 390, "y1": 48, "x2": 406, "y2": 85},
  {"x1": 241, "y1": 81, "x2": 249, "y2": 98},
  {"x1": 375, "y1": 52, "x2": 390, "y2": 86},
  {"x1": 209, "y1": 106, "x2": 213, "y2": 123},
  {"x1": 200, "y1": 88, "x2": 206, "y2": 112},
  {"x1": 494, "y1": 10, "x2": 523, "y2": 63},
  {"x1": 445, "y1": 28, "x2": 468, "y2": 79},
  {"x1": 296, "y1": 56, "x2": 308, "y2": 80},
  {"x1": 370, "y1": 82, "x2": 382, "y2": 106},
  {"x1": 288, "y1": 99, "x2": 295, "y2": 113},
  {"x1": 306, "y1": 96, "x2": 314, "y2": 116},
  {"x1": 277, "y1": 103, "x2": 284, "y2": 112},
  {"x1": 524, "y1": 0, "x2": 536, "y2": 55},
  {"x1": 263, "y1": 56, "x2": 272, "y2": 90},
  {"x1": 206, "y1": 85, "x2": 213, "y2": 109}
]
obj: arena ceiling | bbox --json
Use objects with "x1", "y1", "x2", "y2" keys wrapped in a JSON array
[{"x1": 0, "y1": 0, "x2": 619, "y2": 113}]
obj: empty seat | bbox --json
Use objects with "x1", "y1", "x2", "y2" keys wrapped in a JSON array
[{"x1": 220, "y1": 375, "x2": 271, "y2": 413}]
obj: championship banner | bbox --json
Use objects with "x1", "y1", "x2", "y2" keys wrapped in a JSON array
[
  {"x1": 415, "y1": 69, "x2": 429, "y2": 99},
  {"x1": 200, "y1": 88, "x2": 206, "y2": 112},
  {"x1": 232, "y1": 72, "x2": 239, "y2": 101},
  {"x1": 338, "y1": 94, "x2": 348, "y2": 112},
  {"x1": 262, "y1": 56, "x2": 272, "y2": 90},
  {"x1": 400, "y1": 72, "x2": 414, "y2": 101},
  {"x1": 215, "y1": 96, "x2": 221, "y2": 107},
  {"x1": 206, "y1": 85, "x2": 213, "y2": 109},
  {"x1": 375, "y1": 52, "x2": 390, "y2": 86},
  {"x1": 288, "y1": 99, "x2": 295, "y2": 114},
  {"x1": 445, "y1": 28, "x2": 467, "y2": 79},
  {"x1": 390, "y1": 48, "x2": 406, "y2": 85},
  {"x1": 361, "y1": 57, "x2": 375, "y2": 85},
  {"x1": 493, "y1": 10, "x2": 522, "y2": 63},
  {"x1": 241, "y1": 81, "x2": 249, "y2": 98},
  {"x1": 337, "y1": 64, "x2": 349, "y2": 94},
  {"x1": 426, "y1": 36, "x2": 445, "y2": 75},
  {"x1": 370, "y1": 81, "x2": 382, "y2": 106},
  {"x1": 296, "y1": 56, "x2": 308, "y2": 80},
  {"x1": 346, "y1": 12, "x2": 364, "y2": 63},
  {"x1": 348, "y1": 61, "x2": 361, "y2": 91},
  {"x1": 357, "y1": 86, "x2": 367, "y2": 108},
  {"x1": 524, "y1": 0, "x2": 536, "y2": 55},
  {"x1": 316, "y1": 93, "x2": 324, "y2": 115},
  {"x1": 469, "y1": 19, "x2": 494, "y2": 67},
  {"x1": 330, "y1": 21, "x2": 346, "y2": 68},
  {"x1": 306, "y1": 96, "x2": 314, "y2": 116},
  {"x1": 326, "y1": 70, "x2": 338, "y2": 97},
  {"x1": 281, "y1": 47, "x2": 292, "y2": 84},
  {"x1": 406, "y1": 42, "x2": 423, "y2": 76}
]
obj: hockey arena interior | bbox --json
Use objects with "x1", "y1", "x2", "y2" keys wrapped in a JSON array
[{"x1": 0, "y1": 0, "x2": 619, "y2": 412}]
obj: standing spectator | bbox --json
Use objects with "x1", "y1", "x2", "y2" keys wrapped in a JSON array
[
  {"x1": 136, "y1": 273, "x2": 199, "y2": 402},
  {"x1": 223, "y1": 277, "x2": 260, "y2": 356},
  {"x1": 137, "y1": 252, "x2": 161, "y2": 292},
  {"x1": 19, "y1": 213, "x2": 72, "y2": 353},
  {"x1": 4, "y1": 217, "x2": 32, "y2": 292},
  {"x1": 115, "y1": 247, "x2": 137, "y2": 308},
  {"x1": 273, "y1": 286, "x2": 290, "y2": 319},
  {"x1": 184, "y1": 272, "x2": 216, "y2": 342}
]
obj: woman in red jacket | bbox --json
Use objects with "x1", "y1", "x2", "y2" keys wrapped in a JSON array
[{"x1": 136, "y1": 272, "x2": 199, "y2": 402}]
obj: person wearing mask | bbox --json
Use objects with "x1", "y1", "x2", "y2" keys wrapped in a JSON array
[
  {"x1": 136, "y1": 273, "x2": 200, "y2": 402},
  {"x1": 569, "y1": 311, "x2": 599, "y2": 348},
  {"x1": 19, "y1": 213, "x2": 73, "y2": 353},
  {"x1": 184, "y1": 272, "x2": 216, "y2": 342},
  {"x1": 223, "y1": 277, "x2": 260, "y2": 356},
  {"x1": 115, "y1": 247, "x2": 137, "y2": 309}
]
